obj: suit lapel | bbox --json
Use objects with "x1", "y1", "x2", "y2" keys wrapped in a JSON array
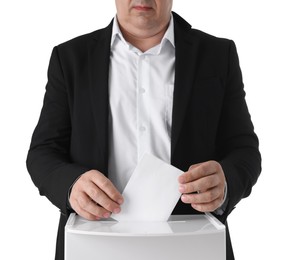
[
  {"x1": 171, "y1": 13, "x2": 200, "y2": 158},
  {"x1": 87, "y1": 22, "x2": 113, "y2": 175}
]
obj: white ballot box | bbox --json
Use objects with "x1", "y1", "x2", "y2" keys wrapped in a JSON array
[{"x1": 65, "y1": 213, "x2": 225, "y2": 260}]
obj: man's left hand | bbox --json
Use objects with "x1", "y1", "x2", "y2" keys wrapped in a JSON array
[{"x1": 178, "y1": 161, "x2": 226, "y2": 212}]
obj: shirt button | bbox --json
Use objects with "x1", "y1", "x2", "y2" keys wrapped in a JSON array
[
  {"x1": 140, "y1": 88, "x2": 146, "y2": 94},
  {"x1": 139, "y1": 126, "x2": 146, "y2": 132}
]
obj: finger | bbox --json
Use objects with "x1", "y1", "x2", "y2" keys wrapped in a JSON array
[
  {"x1": 76, "y1": 211, "x2": 100, "y2": 221},
  {"x1": 71, "y1": 192, "x2": 111, "y2": 219},
  {"x1": 179, "y1": 174, "x2": 220, "y2": 194},
  {"x1": 190, "y1": 197, "x2": 224, "y2": 213},
  {"x1": 188, "y1": 163, "x2": 202, "y2": 171},
  {"x1": 181, "y1": 186, "x2": 221, "y2": 205},
  {"x1": 72, "y1": 202, "x2": 101, "y2": 221},
  {"x1": 85, "y1": 183, "x2": 122, "y2": 214},
  {"x1": 91, "y1": 172, "x2": 124, "y2": 205},
  {"x1": 179, "y1": 161, "x2": 220, "y2": 184}
]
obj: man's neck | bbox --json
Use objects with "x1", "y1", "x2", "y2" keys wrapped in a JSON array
[{"x1": 118, "y1": 23, "x2": 169, "y2": 52}]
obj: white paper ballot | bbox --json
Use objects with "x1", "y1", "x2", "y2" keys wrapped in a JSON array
[{"x1": 111, "y1": 154, "x2": 183, "y2": 222}]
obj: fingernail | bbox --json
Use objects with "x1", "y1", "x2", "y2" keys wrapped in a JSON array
[
  {"x1": 181, "y1": 195, "x2": 187, "y2": 202},
  {"x1": 113, "y1": 207, "x2": 121, "y2": 214},
  {"x1": 179, "y1": 185, "x2": 185, "y2": 193},
  {"x1": 118, "y1": 199, "x2": 124, "y2": 205},
  {"x1": 103, "y1": 213, "x2": 110, "y2": 218}
]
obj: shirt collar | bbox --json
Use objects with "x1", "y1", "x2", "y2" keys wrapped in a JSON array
[{"x1": 110, "y1": 14, "x2": 175, "y2": 51}]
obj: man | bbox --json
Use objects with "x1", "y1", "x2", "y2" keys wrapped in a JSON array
[{"x1": 26, "y1": 1, "x2": 261, "y2": 259}]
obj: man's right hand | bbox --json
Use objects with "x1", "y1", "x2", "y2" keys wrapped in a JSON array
[{"x1": 69, "y1": 170, "x2": 124, "y2": 220}]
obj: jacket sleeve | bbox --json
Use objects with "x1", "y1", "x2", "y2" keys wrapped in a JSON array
[
  {"x1": 217, "y1": 41, "x2": 261, "y2": 219},
  {"x1": 26, "y1": 47, "x2": 90, "y2": 215}
]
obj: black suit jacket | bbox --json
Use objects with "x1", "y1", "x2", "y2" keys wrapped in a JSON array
[{"x1": 27, "y1": 12, "x2": 261, "y2": 260}]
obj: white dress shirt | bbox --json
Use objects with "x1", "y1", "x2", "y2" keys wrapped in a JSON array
[
  {"x1": 108, "y1": 16, "x2": 175, "y2": 192},
  {"x1": 107, "y1": 16, "x2": 227, "y2": 215}
]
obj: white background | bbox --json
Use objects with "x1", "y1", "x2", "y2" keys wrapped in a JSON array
[{"x1": 1, "y1": 0, "x2": 288, "y2": 259}]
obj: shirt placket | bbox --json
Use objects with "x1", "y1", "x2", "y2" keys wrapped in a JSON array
[{"x1": 137, "y1": 54, "x2": 150, "y2": 162}]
